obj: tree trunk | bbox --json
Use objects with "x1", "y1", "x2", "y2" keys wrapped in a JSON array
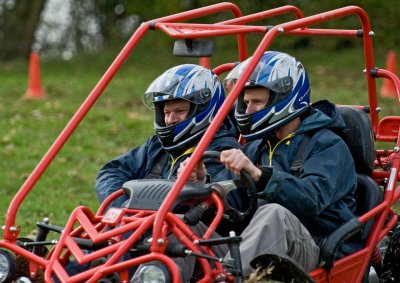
[{"x1": 0, "y1": 0, "x2": 47, "y2": 61}]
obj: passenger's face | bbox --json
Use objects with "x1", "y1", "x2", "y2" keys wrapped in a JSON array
[
  {"x1": 243, "y1": 88, "x2": 271, "y2": 114},
  {"x1": 164, "y1": 100, "x2": 190, "y2": 126}
]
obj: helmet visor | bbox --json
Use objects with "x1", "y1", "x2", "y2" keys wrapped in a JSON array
[
  {"x1": 224, "y1": 57, "x2": 292, "y2": 94},
  {"x1": 143, "y1": 73, "x2": 212, "y2": 110}
]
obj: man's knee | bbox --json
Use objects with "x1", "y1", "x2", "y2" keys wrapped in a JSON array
[{"x1": 255, "y1": 203, "x2": 288, "y2": 218}]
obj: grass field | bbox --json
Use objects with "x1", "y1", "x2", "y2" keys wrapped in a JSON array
[{"x1": 0, "y1": 33, "x2": 399, "y2": 236}]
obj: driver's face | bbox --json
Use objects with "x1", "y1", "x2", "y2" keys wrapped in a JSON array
[
  {"x1": 164, "y1": 100, "x2": 190, "y2": 126},
  {"x1": 243, "y1": 88, "x2": 270, "y2": 114}
]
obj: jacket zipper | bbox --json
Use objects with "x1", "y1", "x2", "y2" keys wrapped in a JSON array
[
  {"x1": 267, "y1": 133, "x2": 295, "y2": 166},
  {"x1": 167, "y1": 147, "x2": 195, "y2": 179}
]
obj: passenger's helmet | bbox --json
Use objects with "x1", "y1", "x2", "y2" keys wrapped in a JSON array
[
  {"x1": 143, "y1": 64, "x2": 224, "y2": 152},
  {"x1": 224, "y1": 51, "x2": 310, "y2": 141}
]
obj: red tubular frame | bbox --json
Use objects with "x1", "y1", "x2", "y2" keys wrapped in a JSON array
[
  {"x1": 375, "y1": 69, "x2": 400, "y2": 103},
  {"x1": 1, "y1": 1, "x2": 245, "y2": 241},
  {"x1": 1, "y1": 2, "x2": 399, "y2": 283},
  {"x1": 151, "y1": 5, "x2": 398, "y2": 283},
  {"x1": 153, "y1": 3, "x2": 378, "y2": 243},
  {"x1": 219, "y1": 5, "x2": 304, "y2": 25}
]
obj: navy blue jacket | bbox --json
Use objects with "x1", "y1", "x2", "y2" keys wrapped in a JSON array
[
  {"x1": 243, "y1": 100, "x2": 358, "y2": 247},
  {"x1": 96, "y1": 123, "x2": 243, "y2": 209}
]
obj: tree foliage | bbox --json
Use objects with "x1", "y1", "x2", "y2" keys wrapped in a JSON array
[
  {"x1": 73, "y1": 0, "x2": 400, "y2": 52},
  {"x1": 0, "y1": 0, "x2": 47, "y2": 61},
  {"x1": 0, "y1": 0, "x2": 398, "y2": 61}
]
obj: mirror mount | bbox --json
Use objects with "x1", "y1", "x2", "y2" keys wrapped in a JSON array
[{"x1": 173, "y1": 39, "x2": 215, "y2": 57}]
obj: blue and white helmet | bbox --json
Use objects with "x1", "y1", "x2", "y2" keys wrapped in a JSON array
[
  {"x1": 224, "y1": 51, "x2": 310, "y2": 141},
  {"x1": 143, "y1": 64, "x2": 224, "y2": 152}
]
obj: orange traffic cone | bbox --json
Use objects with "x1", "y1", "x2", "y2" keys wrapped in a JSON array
[
  {"x1": 380, "y1": 50, "x2": 398, "y2": 98},
  {"x1": 199, "y1": 57, "x2": 211, "y2": 69},
  {"x1": 24, "y1": 51, "x2": 45, "y2": 99}
]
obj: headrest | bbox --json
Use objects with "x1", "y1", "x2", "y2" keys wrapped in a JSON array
[{"x1": 337, "y1": 107, "x2": 375, "y2": 175}]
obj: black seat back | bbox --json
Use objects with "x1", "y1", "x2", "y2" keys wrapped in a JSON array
[
  {"x1": 337, "y1": 107, "x2": 375, "y2": 175},
  {"x1": 355, "y1": 174, "x2": 383, "y2": 241},
  {"x1": 337, "y1": 107, "x2": 381, "y2": 239},
  {"x1": 318, "y1": 175, "x2": 383, "y2": 271},
  {"x1": 319, "y1": 107, "x2": 382, "y2": 270}
]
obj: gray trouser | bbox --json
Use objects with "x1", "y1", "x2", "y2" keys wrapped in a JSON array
[
  {"x1": 227, "y1": 203, "x2": 320, "y2": 276},
  {"x1": 134, "y1": 204, "x2": 319, "y2": 281}
]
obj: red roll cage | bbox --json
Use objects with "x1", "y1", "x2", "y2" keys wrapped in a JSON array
[{"x1": 1, "y1": 3, "x2": 399, "y2": 283}]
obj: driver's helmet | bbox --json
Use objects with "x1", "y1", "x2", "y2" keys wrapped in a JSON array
[
  {"x1": 143, "y1": 64, "x2": 224, "y2": 152},
  {"x1": 224, "y1": 51, "x2": 310, "y2": 141}
]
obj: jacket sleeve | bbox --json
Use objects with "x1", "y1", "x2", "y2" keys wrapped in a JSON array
[
  {"x1": 260, "y1": 131, "x2": 357, "y2": 221},
  {"x1": 205, "y1": 132, "x2": 249, "y2": 212},
  {"x1": 95, "y1": 138, "x2": 153, "y2": 207}
]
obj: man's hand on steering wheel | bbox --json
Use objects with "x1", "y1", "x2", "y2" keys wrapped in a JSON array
[
  {"x1": 177, "y1": 149, "x2": 262, "y2": 184},
  {"x1": 220, "y1": 148, "x2": 262, "y2": 181},
  {"x1": 177, "y1": 157, "x2": 207, "y2": 184},
  {"x1": 177, "y1": 151, "x2": 259, "y2": 224}
]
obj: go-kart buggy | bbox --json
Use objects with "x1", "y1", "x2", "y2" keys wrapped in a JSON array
[{"x1": 1, "y1": 2, "x2": 399, "y2": 283}]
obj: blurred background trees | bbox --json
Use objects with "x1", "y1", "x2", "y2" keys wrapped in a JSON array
[
  {"x1": 0, "y1": 0, "x2": 46, "y2": 60},
  {"x1": 0, "y1": 0, "x2": 398, "y2": 61}
]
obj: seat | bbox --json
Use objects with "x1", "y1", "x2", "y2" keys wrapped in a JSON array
[
  {"x1": 337, "y1": 106, "x2": 376, "y2": 175},
  {"x1": 355, "y1": 174, "x2": 383, "y2": 241},
  {"x1": 319, "y1": 106, "x2": 383, "y2": 271},
  {"x1": 338, "y1": 107, "x2": 382, "y2": 240}
]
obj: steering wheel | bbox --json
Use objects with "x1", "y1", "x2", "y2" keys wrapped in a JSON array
[{"x1": 202, "y1": 151, "x2": 258, "y2": 224}]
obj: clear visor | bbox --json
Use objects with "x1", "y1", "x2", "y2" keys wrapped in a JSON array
[
  {"x1": 224, "y1": 60, "x2": 292, "y2": 94},
  {"x1": 143, "y1": 73, "x2": 212, "y2": 110}
]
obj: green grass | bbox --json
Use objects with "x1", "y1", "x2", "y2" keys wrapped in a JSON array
[{"x1": 0, "y1": 34, "x2": 399, "y2": 236}]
